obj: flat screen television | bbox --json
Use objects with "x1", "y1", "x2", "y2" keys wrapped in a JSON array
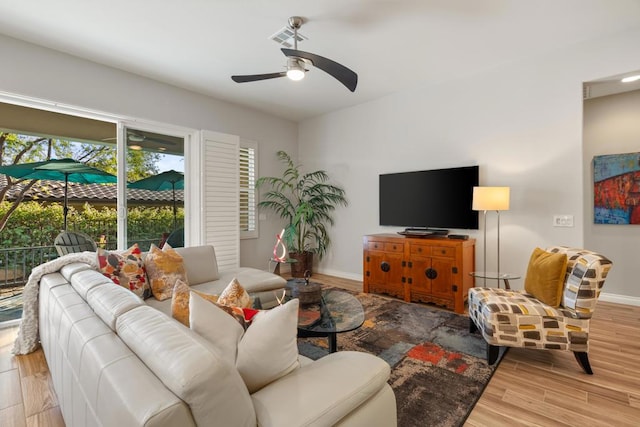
[{"x1": 379, "y1": 165, "x2": 479, "y2": 230}]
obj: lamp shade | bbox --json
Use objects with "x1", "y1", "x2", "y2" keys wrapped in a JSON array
[{"x1": 472, "y1": 186, "x2": 510, "y2": 211}]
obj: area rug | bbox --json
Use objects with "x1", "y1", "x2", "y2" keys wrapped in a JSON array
[{"x1": 297, "y1": 290, "x2": 504, "y2": 427}]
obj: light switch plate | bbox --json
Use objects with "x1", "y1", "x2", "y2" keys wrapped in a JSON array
[{"x1": 553, "y1": 215, "x2": 574, "y2": 227}]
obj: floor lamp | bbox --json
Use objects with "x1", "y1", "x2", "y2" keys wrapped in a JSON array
[{"x1": 472, "y1": 187, "x2": 510, "y2": 286}]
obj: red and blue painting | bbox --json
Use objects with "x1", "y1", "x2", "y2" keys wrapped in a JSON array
[{"x1": 593, "y1": 152, "x2": 640, "y2": 224}]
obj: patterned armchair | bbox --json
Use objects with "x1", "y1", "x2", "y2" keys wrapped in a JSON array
[{"x1": 468, "y1": 246, "x2": 612, "y2": 374}]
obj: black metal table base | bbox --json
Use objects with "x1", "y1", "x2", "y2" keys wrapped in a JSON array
[{"x1": 297, "y1": 329, "x2": 338, "y2": 353}]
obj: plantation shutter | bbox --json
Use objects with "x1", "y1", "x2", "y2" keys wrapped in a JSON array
[
  {"x1": 201, "y1": 130, "x2": 239, "y2": 271},
  {"x1": 239, "y1": 141, "x2": 257, "y2": 239}
]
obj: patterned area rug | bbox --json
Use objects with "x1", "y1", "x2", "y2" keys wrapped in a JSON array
[{"x1": 297, "y1": 290, "x2": 503, "y2": 427}]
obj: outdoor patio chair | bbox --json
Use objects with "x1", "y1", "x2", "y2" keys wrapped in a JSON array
[
  {"x1": 166, "y1": 227, "x2": 184, "y2": 248},
  {"x1": 54, "y1": 231, "x2": 98, "y2": 256}
]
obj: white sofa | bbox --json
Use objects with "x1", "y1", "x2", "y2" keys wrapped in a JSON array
[{"x1": 37, "y1": 245, "x2": 397, "y2": 426}]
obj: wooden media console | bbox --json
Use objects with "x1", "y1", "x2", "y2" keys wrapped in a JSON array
[{"x1": 363, "y1": 233, "x2": 475, "y2": 313}]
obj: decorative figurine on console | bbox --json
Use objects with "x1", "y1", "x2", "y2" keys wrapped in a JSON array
[{"x1": 273, "y1": 228, "x2": 288, "y2": 262}]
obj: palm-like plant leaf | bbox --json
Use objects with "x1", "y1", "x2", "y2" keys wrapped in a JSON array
[{"x1": 255, "y1": 150, "x2": 348, "y2": 259}]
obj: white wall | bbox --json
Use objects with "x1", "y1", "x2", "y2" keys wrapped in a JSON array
[
  {"x1": 583, "y1": 90, "x2": 640, "y2": 302},
  {"x1": 0, "y1": 34, "x2": 297, "y2": 269},
  {"x1": 299, "y1": 26, "x2": 640, "y2": 303}
]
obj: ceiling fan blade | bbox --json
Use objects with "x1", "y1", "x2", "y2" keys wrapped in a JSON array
[
  {"x1": 231, "y1": 72, "x2": 287, "y2": 83},
  {"x1": 281, "y1": 48, "x2": 358, "y2": 92}
]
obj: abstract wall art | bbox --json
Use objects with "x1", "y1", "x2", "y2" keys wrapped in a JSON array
[{"x1": 593, "y1": 152, "x2": 640, "y2": 224}]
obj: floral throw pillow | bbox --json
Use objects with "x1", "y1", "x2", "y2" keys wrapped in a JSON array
[
  {"x1": 218, "y1": 278, "x2": 252, "y2": 308},
  {"x1": 96, "y1": 243, "x2": 149, "y2": 298},
  {"x1": 145, "y1": 243, "x2": 188, "y2": 301}
]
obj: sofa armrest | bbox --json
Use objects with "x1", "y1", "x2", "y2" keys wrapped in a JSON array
[{"x1": 251, "y1": 351, "x2": 392, "y2": 427}]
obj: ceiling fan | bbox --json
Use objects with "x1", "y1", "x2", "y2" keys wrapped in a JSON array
[{"x1": 231, "y1": 16, "x2": 358, "y2": 92}]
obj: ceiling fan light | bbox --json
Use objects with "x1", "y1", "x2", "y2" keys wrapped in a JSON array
[
  {"x1": 286, "y1": 57, "x2": 305, "y2": 81},
  {"x1": 287, "y1": 68, "x2": 305, "y2": 81}
]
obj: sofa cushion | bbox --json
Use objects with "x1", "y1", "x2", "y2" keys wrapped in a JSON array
[
  {"x1": 524, "y1": 247, "x2": 567, "y2": 307},
  {"x1": 174, "y1": 245, "x2": 219, "y2": 285},
  {"x1": 69, "y1": 269, "x2": 113, "y2": 300},
  {"x1": 87, "y1": 281, "x2": 144, "y2": 330},
  {"x1": 190, "y1": 296, "x2": 300, "y2": 393},
  {"x1": 145, "y1": 244, "x2": 189, "y2": 301},
  {"x1": 116, "y1": 305, "x2": 256, "y2": 427},
  {"x1": 60, "y1": 262, "x2": 94, "y2": 282},
  {"x1": 96, "y1": 243, "x2": 149, "y2": 298}
]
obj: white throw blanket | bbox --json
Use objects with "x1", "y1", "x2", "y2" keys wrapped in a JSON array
[{"x1": 12, "y1": 251, "x2": 98, "y2": 355}]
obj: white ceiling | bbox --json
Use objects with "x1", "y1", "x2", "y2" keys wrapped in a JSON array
[{"x1": 1, "y1": 0, "x2": 640, "y2": 122}]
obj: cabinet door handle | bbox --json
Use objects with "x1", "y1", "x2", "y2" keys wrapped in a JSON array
[
  {"x1": 380, "y1": 262, "x2": 391, "y2": 272},
  {"x1": 425, "y1": 268, "x2": 437, "y2": 280}
]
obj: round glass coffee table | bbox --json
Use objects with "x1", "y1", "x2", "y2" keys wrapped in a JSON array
[{"x1": 291, "y1": 287, "x2": 365, "y2": 353}]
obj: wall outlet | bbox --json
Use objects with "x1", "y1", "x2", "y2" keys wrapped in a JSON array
[{"x1": 553, "y1": 215, "x2": 574, "y2": 227}]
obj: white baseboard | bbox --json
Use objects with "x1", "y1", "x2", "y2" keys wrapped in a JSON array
[
  {"x1": 599, "y1": 292, "x2": 640, "y2": 307},
  {"x1": 315, "y1": 268, "x2": 363, "y2": 282}
]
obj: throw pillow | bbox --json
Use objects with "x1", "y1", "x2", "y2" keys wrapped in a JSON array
[
  {"x1": 145, "y1": 243, "x2": 188, "y2": 301},
  {"x1": 218, "y1": 277, "x2": 252, "y2": 308},
  {"x1": 171, "y1": 279, "x2": 219, "y2": 327},
  {"x1": 236, "y1": 299, "x2": 300, "y2": 393},
  {"x1": 189, "y1": 292, "x2": 244, "y2": 366},
  {"x1": 524, "y1": 247, "x2": 568, "y2": 307},
  {"x1": 96, "y1": 243, "x2": 149, "y2": 298},
  {"x1": 190, "y1": 296, "x2": 300, "y2": 393}
]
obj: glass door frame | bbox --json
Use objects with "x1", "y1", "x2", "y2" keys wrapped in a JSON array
[
  {"x1": 116, "y1": 121, "x2": 196, "y2": 250},
  {"x1": 0, "y1": 92, "x2": 198, "y2": 251}
]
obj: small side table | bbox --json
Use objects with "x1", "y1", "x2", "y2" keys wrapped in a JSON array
[
  {"x1": 268, "y1": 258, "x2": 298, "y2": 275},
  {"x1": 470, "y1": 271, "x2": 521, "y2": 290}
]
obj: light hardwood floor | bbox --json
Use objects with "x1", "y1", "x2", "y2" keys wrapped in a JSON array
[{"x1": 1, "y1": 274, "x2": 639, "y2": 426}]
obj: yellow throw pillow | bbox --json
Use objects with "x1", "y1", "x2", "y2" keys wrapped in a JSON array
[
  {"x1": 145, "y1": 243, "x2": 188, "y2": 301},
  {"x1": 218, "y1": 278, "x2": 252, "y2": 308},
  {"x1": 171, "y1": 279, "x2": 218, "y2": 326},
  {"x1": 524, "y1": 247, "x2": 568, "y2": 307}
]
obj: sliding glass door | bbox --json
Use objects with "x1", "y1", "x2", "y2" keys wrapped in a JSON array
[{"x1": 121, "y1": 126, "x2": 185, "y2": 250}]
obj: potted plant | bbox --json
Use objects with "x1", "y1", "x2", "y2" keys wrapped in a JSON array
[{"x1": 256, "y1": 151, "x2": 347, "y2": 277}]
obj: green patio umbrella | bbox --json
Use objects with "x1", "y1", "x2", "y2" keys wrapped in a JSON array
[
  {"x1": 128, "y1": 170, "x2": 184, "y2": 230},
  {"x1": 0, "y1": 158, "x2": 117, "y2": 230}
]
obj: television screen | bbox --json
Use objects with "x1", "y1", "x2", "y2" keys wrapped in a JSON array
[{"x1": 379, "y1": 165, "x2": 479, "y2": 230}]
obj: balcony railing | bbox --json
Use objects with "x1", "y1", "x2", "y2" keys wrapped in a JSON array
[
  {"x1": 0, "y1": 238, "x2": 163, "y2": 323},
  {"x1": 0, "y1": 245, "x2": 58, "y2": 288}
]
